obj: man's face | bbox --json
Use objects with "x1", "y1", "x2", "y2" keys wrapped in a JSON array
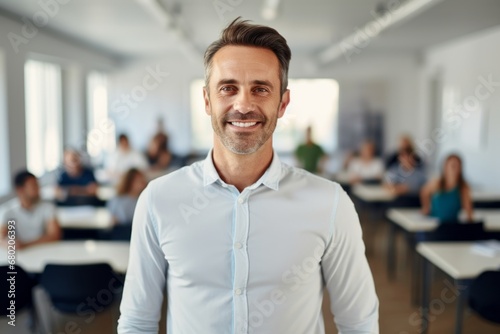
[
  {"x1": 204, "y1": 45, "x2": 290, "y2": 155},
  {"x1": 17, "y1": 177, "x2": 40, "y2": 203}
]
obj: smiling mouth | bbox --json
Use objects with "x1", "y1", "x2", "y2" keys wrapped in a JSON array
[{"x1": 229, "y1": 121, "x2": 260, "y2": 128}]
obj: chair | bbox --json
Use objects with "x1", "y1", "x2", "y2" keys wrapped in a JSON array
[
  {"x1": 421, "y1": 222, "x2": 488, "y2": 242},
  {"x1": 109, "y1": 224, "x2": 132, "y2": 241},
  {"x1": 468, "y1": 270, "x2": 500, "y2": 324},
  {"x1": 35, "y1": 263, "x2": 123, "y2": 334},
  {"x1": 391, "y1": 194, "x2": 421, "y2": 208},
  {"x1": 0, "y1": 265, "x2": 36, "y2": 333}
]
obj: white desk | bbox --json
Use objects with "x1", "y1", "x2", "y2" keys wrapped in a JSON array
[
  {"x1": 352, "y1": 184, "x2": 396, "y2": 202},
  {"x1": 57, "y1": 206, "x2": 114, "y2": 229},
  {"x1": 353, "y1": 184, "x2": 500, "y2": 204},
  {"x1": 417, "y1": 242, "x2": 500, "y2": 334},
  {"x1": 0, "y1": 240, "x2": 129, "y2": 273},
  {"x1": 41, "y1": 185, "x2": 116, "y2": 202},
  {"x1": 387, "y1": 208, "x2": 500, "y2": 232}
]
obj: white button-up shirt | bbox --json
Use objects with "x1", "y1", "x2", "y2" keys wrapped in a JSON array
[{"x1": 118, "y1": 151, "x2": 379, "y2": 334}]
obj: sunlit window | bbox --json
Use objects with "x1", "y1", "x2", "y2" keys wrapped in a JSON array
[
  {"x1": 87, "y1": 71, "x2": 114, "y2": 161},
  {"x1": 25, "y1": 60, "x2": 63, "y2": 177},
  {"x1": 190, "y1": 78, "x2": 339, "y2": 153},
  {"x1": 0, "y1": 51, "x2": 8, "y2": 195}
]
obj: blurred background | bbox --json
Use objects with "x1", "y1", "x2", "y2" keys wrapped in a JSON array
[{"x1": 0, "y1": 0, "x2": 500, "y2": 333}]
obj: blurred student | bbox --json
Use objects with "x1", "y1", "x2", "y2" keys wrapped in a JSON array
[
  {"x1": 107, "y1": 168, "x2": 147, "y2": 225},
  {"x1": 295, "y1": 126, "x2": 326, "y2": 174},
  {"x1": 146, "y1": 134, "x2": 171, "y2": 171},
  {"x1": 420, "y1": 154, "x2": 473, "y2": 222},
  {"x1": 56, "y1": 149, "x2": 100, "y2": 206},
  {"x1": 385, "y1": 134, "x2": 423, "y2": 169},
  {"x1": 384, "y1": 148, "x2": 426, "y2": 195},
  {"x1": 347, "y1": 141, "x2": 384, "y2": 184},
  {"x1": 0, "y1": 171, "x2": 61, "y2": 249},
  {"x1": 106, "y1": 134, "x2": 148, "y2": 182}
]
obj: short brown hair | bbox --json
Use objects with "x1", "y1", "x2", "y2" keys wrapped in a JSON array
[{"x1": 204, "y1": 17, "x2": 291, "y2": 96}]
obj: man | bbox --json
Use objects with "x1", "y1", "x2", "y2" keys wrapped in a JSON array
[
  {"x1": 56, "y1": 149, "x2": 100, "y2": 206},
  {"x1": 118, "y1": 18, "x2": 378, "y2": 334},
  {"x1": 1, "y1": 171, "x2": 61, "y2": 249},
  {"x1": 384, "y1": 148, "x2": 426, "y2": 195},
  {"x1": 295, "y1": 126, "x2": 326, "y2": 174},
  {"x1": 106, "y1": 133, "x2": 148, "y2": 183}
]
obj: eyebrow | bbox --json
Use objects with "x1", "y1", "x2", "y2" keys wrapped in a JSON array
[{"x1": 216, "y1": 79, "x2": 274, "y2": 89}]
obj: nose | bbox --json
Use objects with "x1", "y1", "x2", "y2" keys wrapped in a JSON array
[{"x1": 233, "y1": 90, "x2": 255, "y2": 114}]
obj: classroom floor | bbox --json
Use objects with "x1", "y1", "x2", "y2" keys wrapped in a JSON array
[{"x1": 320, "y1": 221, "x2": 500, "y2": 334}]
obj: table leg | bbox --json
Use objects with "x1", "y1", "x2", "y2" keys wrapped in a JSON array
[
  {"x1": 421, "y1": 256, "x2": 432, "y2": 334},
  {"x1": 454, "y1": 279, "x2": 470, "y2": 334},
  {"x1": 387, "y1": 221, "x2": 396, "y2": 280},
  {"x1": 411, "y1": 238, "x2": 420, "y2": 306}
]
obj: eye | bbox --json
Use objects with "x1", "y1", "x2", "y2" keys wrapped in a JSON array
[
  {"x1": 220, "y1": 86, "x2": 236, "y2": 92},
  {"x1": 253, "y1": 87, "x2": 269, "y2": 93}
]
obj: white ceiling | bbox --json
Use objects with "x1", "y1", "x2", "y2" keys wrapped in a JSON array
[{"x1": 0, "y1": 0, "x2": 499, "y2": 62}]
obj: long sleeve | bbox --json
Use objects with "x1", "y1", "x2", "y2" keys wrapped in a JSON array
[
  {"x1": 117, "y1": 185, "x2": 168, "y2": 333},
  {"x1": 321, "y1": 186, "x2": 379, "y2": 333}
]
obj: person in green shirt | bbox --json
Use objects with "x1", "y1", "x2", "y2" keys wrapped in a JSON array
[{"x1": 295, "y1": 126, "x2": 326, "y2": 174}]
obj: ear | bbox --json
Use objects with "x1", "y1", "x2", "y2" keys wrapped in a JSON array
[
  {"x1": 203, "y1": 87, "x2": 211, "y2": 116},
  {"x1": 277, "y1": 89, "x2": 290, "y2": 118}
]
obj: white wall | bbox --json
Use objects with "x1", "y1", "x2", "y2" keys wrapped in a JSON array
[
  {"x1": 0, "y1": 14, "x2": 118, "y2": 199},
  {"x1": 108, "y1": 50, "x2": 423, "y2": 159},
  {"x1": 421, "y1": 26, "x2": 500, "y2": 190}
]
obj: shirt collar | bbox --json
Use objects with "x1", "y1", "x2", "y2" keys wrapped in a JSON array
[{"x1": 203, "y1": 149, "x2": 282, "y2": 191}]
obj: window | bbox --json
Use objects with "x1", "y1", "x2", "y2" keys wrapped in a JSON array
[
  {"x1": 0, "y1": 50, "x2": 9, "y2": 195},
  {"x1": 87, "y1": 71, "x2": 114, "y2": 162},
  {"x1": 24, "y1": 60, "x2": 63, "y2": 177},
  {"x1": 190, "y1": 78, "x2": 339, "y2": 153}
]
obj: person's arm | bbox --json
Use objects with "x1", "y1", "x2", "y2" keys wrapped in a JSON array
[
  {"x1": 461, "y1": 185, "x2": 474, "y2": 222},
  {"x1": 19, "y1": 217, "x2": 61, "y2": 249},
  {"x1": 420, "y1": 179, "x2": 438, "y2": 215},
  {"x1": 118, "y1": 186, "x2": 168, "y2": 334},
  {"x1": 322, "y1": 186, "x2": 379, "y2": 333}
]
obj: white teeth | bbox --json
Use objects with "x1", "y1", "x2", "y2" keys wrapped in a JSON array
[{"x1": 231, "y1": 122, "x2": 257, "y2": 128}]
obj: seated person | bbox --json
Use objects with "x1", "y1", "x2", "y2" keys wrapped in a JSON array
[
  {"x1": 56, "y1": 149, "x2": 100, "y2": 206},
  {"x1": 295, "y1": 126, "x2": 326, "y2": 174},
  {"x1": 384, "y1": 148, "x2": 426, "y2": 195},
  {"x1": 146, "y1": 133, "x2": 171, "y2": 171},
  {"x1": 385, "y1": 134, "x2": 423, "y2": 169},
  {"x1": 420, "y1": 154, "x2": 473, "y2": 223},
  {"x1": 107, "y1": 168, "x2": 147, "y2": 225},
  {"x1": 1, "y1": 171, "x2": 61, "y2": 249},
  {"x1": 347, "y1": 141, "x2": 384, "y2": 184},
  {"x1": 106, "y1": 134, "x2": 148, "y2": 183}
]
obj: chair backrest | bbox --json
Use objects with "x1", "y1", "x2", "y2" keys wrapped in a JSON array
[
  {"x1": 40, "y1": 263, "x2": 123, "y2": 313},
  {"x1": 110, "y1": 224, "x2": 132, "y2": 241},
  {"x1": 0, "y1": 265, "x2": 34, "y2": 315},
  {"x1": 391, "y1": 195, "x2": 421, "y2": 208},
  {"x1": 423, "y1": 222, "x2": 487, "y2": 242},
  {"x1": 469, "y1": 270, "x2": 500, "y2": 324}
]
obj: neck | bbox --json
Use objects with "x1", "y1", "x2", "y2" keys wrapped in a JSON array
[
  {"x1": 212, "y1": 140, "x2": 273, "y2": 192},
  {"x1": 19, "y1": 196, "x2": 35, "y2": 210},
  {"x1": 444, "y1": 176, "x2": 458, "y2": 189}
]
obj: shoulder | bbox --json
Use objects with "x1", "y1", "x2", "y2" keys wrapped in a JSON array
[
  {"x1": 1, "y1": 199, "x2": 21, "y2": 216},
  {"x1": 281, "y1": 163, "x2": 339, "y2": 194},
  {"x1": 147, "y1": 161, "x2": 203, "y2": 197},
  {"x1": 36, "y1": 200, "x2": 56, "y2": 213}
]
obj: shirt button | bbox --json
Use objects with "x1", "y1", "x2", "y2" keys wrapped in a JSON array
[
  {"x1": 235, "y1": 288, "x2": 242, "y2": 295},
  {"x1": 238, "y1": 197, "x2": 244, "y2": 204},
  {"x1": 234, "y1": 242, "x2": 242, "y2": 249}
]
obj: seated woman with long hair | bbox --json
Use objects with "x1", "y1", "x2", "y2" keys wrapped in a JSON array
[
  {"x1": 420, "y1": 154, "x2": 473, "y2": 223},
  {"x1": 107, "y1": 168, "x2": 147, "y2": 225}
]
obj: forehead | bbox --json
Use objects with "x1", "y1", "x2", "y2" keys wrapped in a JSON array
[{"x1": 210, "y1": 45, "x2": 280, "y2": 83}]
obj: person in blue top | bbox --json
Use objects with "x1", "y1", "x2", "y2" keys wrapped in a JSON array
[
  {"x1": 420, "y1": 154, "x2": 473, "y2": 223},
  {"x1": 56, "y1": 149, "x2": 101, "y2": 206}
]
